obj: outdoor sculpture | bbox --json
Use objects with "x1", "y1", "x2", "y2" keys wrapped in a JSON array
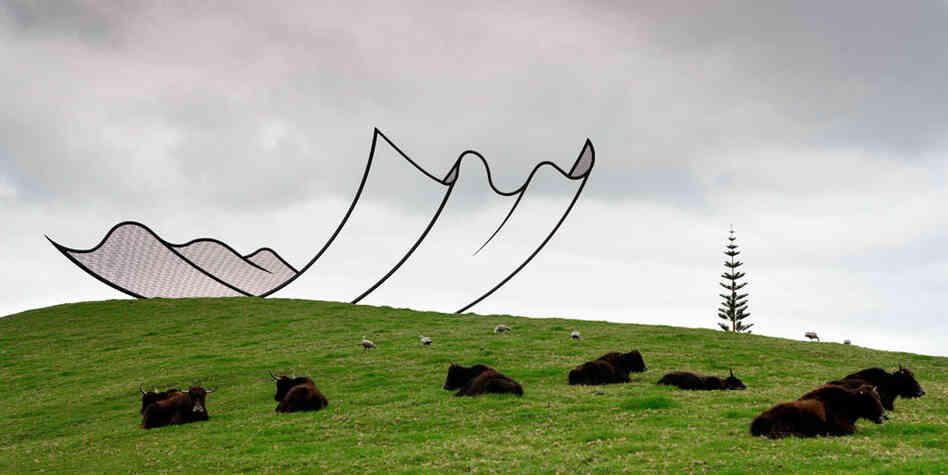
[{"x1": 48, "y1": 129, "x2": 595, "y2": 313}]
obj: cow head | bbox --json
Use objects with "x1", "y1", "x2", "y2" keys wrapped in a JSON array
[
  {"x1": 724, "y1": 369, "x2": 747, "y2": 390},
  {"x1": 270, "y1": 371, "x2": 309, "y2": 402},
  {"x1": 616, "y1": 351, "x2": 647, "y2": 373},
  {"x1": 185, "y1": 386, "x2": 213, "y2": 415},
  {"x1": 855, "y1": 384, "x2": 888, "y2": 424},
  {"x1": 895, "y1": 364, "x2": 925, "y2": 398}
]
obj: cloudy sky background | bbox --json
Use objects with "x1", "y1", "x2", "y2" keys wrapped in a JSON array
[{"x1": 2, "y1": 1, "x2": 947, "y2": 356}]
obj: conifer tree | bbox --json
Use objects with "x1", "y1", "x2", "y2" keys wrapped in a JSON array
[{"x1": 718, "y1": 227, "x2": 752, "y2": 333}]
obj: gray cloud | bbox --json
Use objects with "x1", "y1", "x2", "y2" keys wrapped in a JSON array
[{"x1": 2, "y1": 1, "x2": 947, "y2": 356}]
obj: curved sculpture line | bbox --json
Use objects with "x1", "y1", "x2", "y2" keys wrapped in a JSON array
[
  {"x1": 352, "y1": 130, "x2": 595, "y2": 313},
  {"x1": 47, "y1": 222, "x2": 259, "y2": 297},
  {"x1": 47, "y1": 128, "x2": 595, "y2": 313}
]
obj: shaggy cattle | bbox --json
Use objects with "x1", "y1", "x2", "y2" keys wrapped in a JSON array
[
  {"x1": 442, "y1": 363, "x2": 523, "y2": 397},
  {"x1": 141, "y1": 386, "x2": 214, "y2": 429},
  {"x1": 139, "y1": 385, "x2": 180, "y2": 415},
  {"x1": 751, "y1": 384, "x2": 886, "y2": 438},
  {"x1": 827, "y1": 365, "x2": 925, "y2": 410},
  {"x1": 567, "y1": 350, "x2": 647, "y2": 386},
  {"x1": 270, "y1": 371, "x2": 329, "y2": 413},
  {"x1": 657, "y1": 369, "x2": 747, "y2": 390},
  {"x1": 805, "y1": 332, "x2": 820, "y2": 342}
]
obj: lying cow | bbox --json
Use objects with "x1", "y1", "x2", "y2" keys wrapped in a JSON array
[
  {"x1": 827, "y1": 365, "x2": 925, "y2": 410},
  {"x1": 139, "y1": 385, "x2": 181, "y2": 415},
  {"x1": 751, "y1": 384, "x2": 886, "y2": 438},
  {"x1": 443, "y1": 363, "x2": 523, "y2": 397},
  {"x1": 567, "y1": 350, "x2": 647, "y2": 385},
  {"x1": 141, "y1": 386, "x2": 214, "y2": 429},
  {"x1": 270, "y1": 371, "x2": 329, "y2": 413},
  {"x1": 657, "y1": 369, "x2": 747, "y2": 390}
]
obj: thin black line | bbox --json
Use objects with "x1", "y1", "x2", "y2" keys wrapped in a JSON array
[
  {"x1": 474, "y1": 138, "x2": 594, "y2": 255},
  {"x1": 47, "y1": 221, "x2": 254, "y2": 297},
  {"x1": 350, "y1": 183, "x2": 455, "y2": 304},
  {"x1": 455, "y1": 139, "x2": 594, "y2": 313},
  {"x1": 257, "y1": 128, "x2": 379, "y2": 298},
  {"x1": 244, "y1": 247, "x2": 300, "y2": 274},
  {"x1": 374, "y1": 129, "x2": 580, "y2": 192},
  {"x1": 46, "y1": 235, "x2": 147, "y2": 299},
  {"x1": 175, "y1": 238, "x2": 271, "y2": 273},
  {"x1": 341, "y1": 132, "x2": 594, "y2": 308}
]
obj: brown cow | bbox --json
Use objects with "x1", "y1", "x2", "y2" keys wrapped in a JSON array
[
  {"x1": 138, "y1": 385, "x2": 181, "y2": 415},
  {"x1": 141, "y1": 386, "x2": 214, "y2": 429},
  {"x1": 657, "y1": 369, "x2": 746, "y2": 390},
  {"x1": 442, "y1": 363, "x2": 523, "y2": 397},
  {"x1": 750, "y1": 384, "x2": 886, "y2": 438},
  {"x1": 827, "y1": 365, "x2": 925, "y2": 410},
  {"x1": 270, "y1": 371, "x2": 329, "y2": 413},
  {"x1": 568, "y1": 350, "x2": 647, "y2": 385}
]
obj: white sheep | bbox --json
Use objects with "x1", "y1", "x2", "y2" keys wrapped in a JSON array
[
  {"x1": 570, "y1": 330, "x2": 581, "y2": 340},
  {"x1": 494, "y1": 324, "x2": 511, "y2": 334},
  {"x1": 420, "y1": 336, "x2": 432, "y2": 346},
  {"x1": 361, "y1": 336, "x2": 377, "y2": 350}
]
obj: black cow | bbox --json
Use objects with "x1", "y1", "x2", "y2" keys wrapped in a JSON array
[
  {"x1": 141, "y1": 386, "x2": 214, "y2": 429},
  {"x1": 657, "y1": 369, "x2": 746, "y2": 390},
  {"x1": 752, "y1": 384, "x2": 886, "y2": 438},
  {"x1": 138, "y1": 385, "x2": 181, "y2": 415},
  {"x1": 270, "y1": 371, "x2": 329, "y2": 413},
  {"x1": 827, "y1": 365, "x2": 925, "y2": 410},
  {"x1": 443, "y1": 363, "x2": 523, "y2": 397},
  {"x1": 568, "y1": 350, "x2": 647, "y2": 385}
]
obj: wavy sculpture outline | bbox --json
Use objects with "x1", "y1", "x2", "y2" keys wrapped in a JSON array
[{"x1": 47, "y1": 128, "x2": 595, "y2": 313}]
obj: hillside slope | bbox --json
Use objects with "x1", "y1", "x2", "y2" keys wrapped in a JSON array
[{"x1": 1, "y1": 298, "x2": 945, "y2": 473}]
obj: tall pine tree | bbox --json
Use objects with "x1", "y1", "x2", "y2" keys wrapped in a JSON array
[{"x1": 718, "y1": 227, "x2": 752, "y2": 333}]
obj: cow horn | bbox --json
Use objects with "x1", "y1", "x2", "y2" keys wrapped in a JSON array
[
  {"x1": 139, "y1": 384, "x2": 147, "y2": 395},
  {"x1": 154, "y1": 387, "x2": 158, "y2": 393},
  {"x1": 206, "y1": 387, "x2": 216, "y2": 394},
  {"x1": 729, "y1": 368, "x2": 734, "y2": 377},
  {"x1": 268, "y1": 370, "x2": 280, "y2": 381}
]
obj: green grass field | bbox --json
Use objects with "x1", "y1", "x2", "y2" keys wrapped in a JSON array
[{"x1": 1, "y1": 298, "x2": 945, "y2": 473}]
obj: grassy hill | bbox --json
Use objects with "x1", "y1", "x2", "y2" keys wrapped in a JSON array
[{"x1": 1, "y1": 298, "x2": 945, "y2": 473}]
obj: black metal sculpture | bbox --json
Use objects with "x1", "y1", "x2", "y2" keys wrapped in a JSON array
[{"x1": 48, "y1": 129, "x2": 595, "y2": 313}]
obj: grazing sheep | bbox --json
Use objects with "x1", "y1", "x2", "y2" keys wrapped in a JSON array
[
  {"x1": 420, "y1": 336, "x2": 432, "y2": 346},
  {"x1": 804, "y1": 332, "x2": 820, "y2": 342},
  {"x1": 570, "y1": 331, "x2": 581, "y2": 340},
  {"x1": 494, "y1": 324, "x2": 511, "y2": 334},
  {"x1": 361, "y1": 336, "x2": 377, "y2": 350}
]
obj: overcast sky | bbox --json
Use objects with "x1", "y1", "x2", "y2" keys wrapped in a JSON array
[{"x1": 2, "y1": 1, "x2": 947, "y2": 357}]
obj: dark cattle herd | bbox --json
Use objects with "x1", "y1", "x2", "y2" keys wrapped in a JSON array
[{"x1": 136, "y1": 328, "x2": 927, "y2": 441}]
